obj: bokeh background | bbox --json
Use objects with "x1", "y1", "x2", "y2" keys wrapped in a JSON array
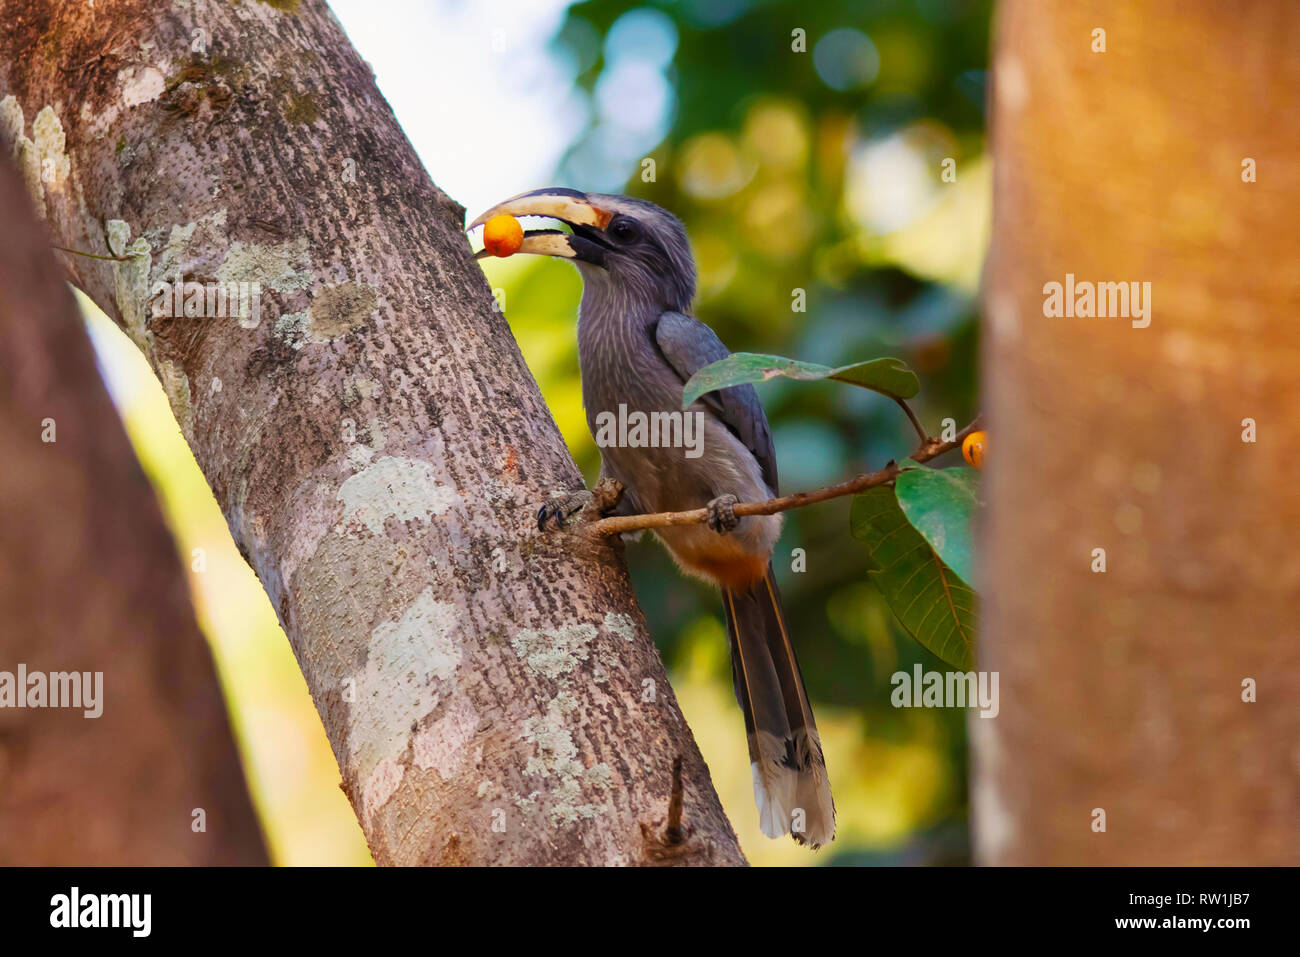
[{"x1": 83, "y1": 0, "x2": 989, "y2": 866}]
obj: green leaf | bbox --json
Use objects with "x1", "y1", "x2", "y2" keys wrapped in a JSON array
[
  {"x1": 825, "y1": 357, "x2": 920, "y2": 398},
  {"x1": 681, "y1": 353, "x2": 919, "y2": 409},
  {"x1": 894, "y1": 463, "x2": 980, "y2": 588},
  {"x1": 850, "y1": 487, "x2": 977, "y2": 670}
]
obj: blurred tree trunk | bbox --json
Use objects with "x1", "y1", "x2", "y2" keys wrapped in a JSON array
[
  {"x1": 977, "y1": 0, "x2": 1300, "y2": 864},
  {"x1": 0, "y1": 157, "x2": 267, "y2": 865},
  {"x1": 0, "y1": 0, "x2": 742, "y2": 864}
]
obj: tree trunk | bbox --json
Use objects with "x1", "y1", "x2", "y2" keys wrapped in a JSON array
[
  {"x1": 977, "y1": 0, "x2": 1300, "y2": 864},
  {"x1": 0, "y1": 0, "x2": 742, "y2": 864},
  {"x1": 0, "y1": 156, "x2": 267, "y2": 865}
]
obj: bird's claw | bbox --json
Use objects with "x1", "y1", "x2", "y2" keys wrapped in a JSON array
[
  {"x1": 706, "y1": 494, "x2": 739, "y2": 534},
  {"x1": 538, "y1": 489, "x2": 594, "y2": 531}
]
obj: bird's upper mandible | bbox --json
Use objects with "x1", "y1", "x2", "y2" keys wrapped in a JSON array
[{"x1": 469, "y1": 188, "x2": 697, "y2": 313}]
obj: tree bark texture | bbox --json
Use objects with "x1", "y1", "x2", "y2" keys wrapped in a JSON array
[
  {"x1": 0, "y1": 0, "x2": 742, "y2": 865},
  {"x1": 977, "y1": 1, "x2": 1300, "y2": 864},
  {"x1": 0, "y1": 156, "x2": 267, "y2": 865}
]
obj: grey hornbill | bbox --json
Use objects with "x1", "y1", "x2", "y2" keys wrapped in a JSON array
[{"x1": 470, "y1": 188, "x2": 835, "y2": 848}]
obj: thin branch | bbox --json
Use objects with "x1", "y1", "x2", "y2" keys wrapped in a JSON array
[
  {"x1": 894, "y1": 397, "x2": 929, "y2": 443},
  {"x1": 584, "y1": 416, "x2": 983, "y2": 538},
  {"x1": 50, "y1": 244, "x2": 144, "y2": 263}
]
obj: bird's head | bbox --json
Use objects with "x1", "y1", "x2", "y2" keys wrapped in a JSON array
[{"x1": 469, "y1": 188, "x2": 696, "y2": 313}]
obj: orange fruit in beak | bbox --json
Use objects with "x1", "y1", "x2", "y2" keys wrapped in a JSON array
[
  {"x1": 962, "y1": 430, "x2": 987, "y2": 468},
  {"x1": 483, "y1": 214, "x2": 524, "y2": 257}
]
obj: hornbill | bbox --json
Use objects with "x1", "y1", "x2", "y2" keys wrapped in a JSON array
[{"x1": 470, "y1": 188, "x2": 835, "y2": 848}]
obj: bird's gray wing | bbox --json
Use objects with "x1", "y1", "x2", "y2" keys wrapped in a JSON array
[{"x1": 653, "y1": 310, "x2": 778, "y2": 494}]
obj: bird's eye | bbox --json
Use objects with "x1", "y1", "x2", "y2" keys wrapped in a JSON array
[{"x1": 609, "y1": 218, "x2": 638, "y2": 243}]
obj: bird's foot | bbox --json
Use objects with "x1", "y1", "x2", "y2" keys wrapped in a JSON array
[
  {"x1": 538, "y1": 489, "x2": 592, "y2": 530},
  {"x1": 706, "y1": 494, "x2": 739, "y2": 534},
  {"x1": 538, "y1": 478, "x2": 625, "y2": 531}
]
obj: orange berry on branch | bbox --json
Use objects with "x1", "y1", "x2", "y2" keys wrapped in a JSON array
[
  {"x1": 962, "y1": 430, "x2": 986, "y2": 468},
  {"x1": 482, "y1": 214, "x2": 524, "y2": 257}
]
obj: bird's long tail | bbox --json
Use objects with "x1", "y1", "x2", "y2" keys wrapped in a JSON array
[{"x1": 722, "y1": 565, "x2": 835, "y2": 848}]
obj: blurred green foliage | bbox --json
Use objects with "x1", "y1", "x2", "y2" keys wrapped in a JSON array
[{"x1": 485, "y1": 0, "x2": 991, "y2": 865}]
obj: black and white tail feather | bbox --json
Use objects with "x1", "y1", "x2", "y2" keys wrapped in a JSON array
[{"x1": 723, "y1": 566, "x2": 835, "y2": 848}]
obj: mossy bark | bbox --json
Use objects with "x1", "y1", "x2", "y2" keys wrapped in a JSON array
[{"x1": 0, "y1": 0, "x2": 742, "y2": 865}]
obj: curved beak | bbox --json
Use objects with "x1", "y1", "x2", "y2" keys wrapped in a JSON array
[{"x1": 468, "y1": 188, "x2": 614, "y2": 265}]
